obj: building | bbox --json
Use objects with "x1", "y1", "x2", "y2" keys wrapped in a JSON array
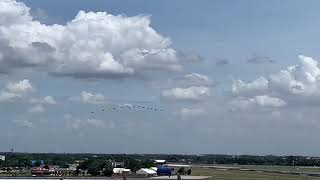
[
  {"x1": 113, "y1": 168, "x2": 131, "y2": 174},
  {"x1": 67, "y1": 164, "x2": 78, "y2": 171},
  {"x1": 58, "y1": 164, "x2": 79, "y2": 175},
  {"x1": 0, "y1": 155, "x2": 5, "y2": 161},
  {"x1": 154, "y1": 160, "x2": 167, "y2": 165},
  {"x1": 31, "y1": 165, "x2": 59, "y2": 176},
  {"x1": 136, "y1": 168, "x2": 157, "y2": 176},
  {"x1": 112, "y1": 161, "x2": 125, "y2": 168}
]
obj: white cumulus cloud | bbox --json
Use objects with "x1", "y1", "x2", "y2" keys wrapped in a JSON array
[
  {"x1": 177, "y1": 108, "x2": 207, "y2": 117},
  {"x1": 231, "y1": 95, "x2": 286, "y2": 111},
  {"x1": 29, "y1": 96, "x2": 57, "y2": 105},
  {"x1": 43, "y1": 96, "x2": 56, "y2": 104},
  {"x1": 232, "y1": 55, "x2": 320, "y2": 107},
  {"x1": 70, "y1": 91, "x2": 105, "y2": 104},
  {"x1": 162, "y1": 86, "x2": 210, "y2": 101},
  {"x1": 12, "y1": 119, "x2": 34, "y2": 128},
  {"x1": 64, "y1": 114, "x2": 113, "y2": 131},
  {"x1": 232, "y1": 55, "x2": 320, "y2": 96},
  {"x1": 0, "y1": 79, "x2": 33, "y2": 102},
  {"x1": 6, "y1": 79, "x2": 33, "y2": 94},
  {"x1": 0, "y1": 91, "x2": 21, "y2": 102},
  {"x1": 268, "y1": 55, "x2": 320, "y2": 96},
  {"x1": 169, "y1": 73, "x2": 213, "y2": 86},
  {"x1": 0, "y1": 0, "x2": 194, "y2": 79},
  {"x1": 232, "y1": 77, "x2": 269, "y2": 96},
  {"x1": 255, "y1": 95, "x2": 286, "y2": 107},
  {"x1": 86, "y1": 119, "x2": 109, "y2": 128},
  {"x1": 28, "y1": 105, "x2": 46, "y2": 114}
]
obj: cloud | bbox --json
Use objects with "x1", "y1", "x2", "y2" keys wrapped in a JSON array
[
  {"x1": 64, "y1": 114, "x2": 113, "y2": 131},
  {"x1": 184, "y1": 73, "x2": 212, "y2": 84},
  {"x1": 29, "y1": 96, "x2": 57, "y2": 105},
  {"x1": 0, "y1": 79, "x2": 33, "y2": 102},
  {"x1": 0, "y1": 91, "x2": 21, "y2": 102},
  {"x1": 12, "y1": 115, "x2": 48, "y2": 128},
  {"x1": 28, "y1": 105, "x2": 46, "y2": 114},
  {"x1": 0, "y1": 0, "x2": 195, "y2": 79},
  {"x1": 247, "y1": 56, "x2": 275, "y2": 64},
  {"x1": 86, "y1": 119, "x2": 109, "y2": 128},
  {"x1": 6, "y1": 79, "x2": 33, "y2": 94},
  {"x1": 12, "y1": 119, "x2": 34, "y2": 128},
  {"x1": 232, "y1": 77, "x2": 269, "y2": 96},
  {"x1": 268, "y1": 55, "x2": 320, "y2": 96},
  {"x1": 43, "y1": 96, "x2": 56, "y2": 104},
  {"x1": 177, "y1": 107, "x2": 207, "y2": 117},
  {"x1": 162, "y1": 86, "x2": 210, "y2": 101},
  {"x1": 215, "y1": 58, "x2": 229, "y2": 66},
  {"x1": 0, "y1": 0, "x2": 31, "y2": 24},
  {"x1": 230, "y1": 95, "x2": 286, "y2": 111},
  {"x1": 235, "y1": 55, "x2": 320, "y2": 97},
  {"x1": 254, "y1": 95, "x2": 286, "y2": 107},
  {"x1": 30, "y1": 8, "x2": 49, "y2": 23},
  {"x1": 121, "y1": 48, "x2": 181, "y2": 72},
  {"x1": 232, "y1": 55, "x2": 320, "y2": 107},
  {"x1": 70, "y1": 91, "x2": 105, "y2": 104},
  {"x1": 178, "y1": 51, "x2": 204, "y2": 63},
  {"x1": 169, "y1": 73, "x2": 213, "y2": 87}
]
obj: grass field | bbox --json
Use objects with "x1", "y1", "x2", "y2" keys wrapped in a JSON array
[
  {"x1": 190, "y1": 167, "x2": 320, "y2": 180},
  {"x1": 236, "y1": 165, "x2": 320, "y2": 173}
]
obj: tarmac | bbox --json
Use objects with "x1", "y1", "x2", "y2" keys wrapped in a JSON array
[
  {"x1": 151, "y1": 176, "x2": 211, "y2": 180},
  {"x1": 0, "y1": 177, "x2": 212, "y2": 180}
]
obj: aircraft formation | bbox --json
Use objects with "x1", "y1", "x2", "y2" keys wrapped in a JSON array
[{"x1": 89, "y1": 104, "x2": 164, "y2": 114}]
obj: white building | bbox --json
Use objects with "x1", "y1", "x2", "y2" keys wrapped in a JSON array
[
  {"x1": 0, "y1": 155, "x2": 5, "y2": 161},
  {"x1": 154, "y1": 160, "x2": 166, "y2": 165},
  {"x1": 68, "y1": 164, "x2": 79, "y2": 171},
  {"x1": 113, "y1": 168, "x2": 131, "y2": 174},
  {"x1": 112, "y1": 161, "x2": 124, "y2": 167},
  {"x1": 136, "y1": 168, "x2": 157, "y2": 176}
]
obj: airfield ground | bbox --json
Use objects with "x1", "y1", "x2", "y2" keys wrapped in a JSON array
[
  {"x1": 2, "y1": 164, "x2": 320, "y2": 180},
  {"x1": 190, "y1": 166, "x2": 320, "y2": 180}
]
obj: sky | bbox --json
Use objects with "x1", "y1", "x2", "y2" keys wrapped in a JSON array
[{"x1": 1, "y1": 0, "x2": 320, "y2": 155}]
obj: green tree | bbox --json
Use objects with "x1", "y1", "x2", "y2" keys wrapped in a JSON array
[
  {"x1": 74, "y1": 167, "x2": 80, "y2": 176},
  {"x1": 178, "y1": 167, "x2": 185, "y2": 175},
  {"x1": 88, "y1": 165, "x2": 100, "y2": 176},
  {"x1": 102, "y1": 163, "x2": 113, "y2": 177},
  {"x1": 34, "y1": 161, "x2": 41, "y2": 167},
  {"x1": 83, "y1": 159, "x2": 109, "y2": 176},
  {"x1": 79, "y1": 159, "x2": 93, "y2": 170},
  {"x1": 125, "y1": 159, "x2": 141, "y2": 172},
  {"x1": 140, "y1": 160, "x2": 155, "y2": 168}
]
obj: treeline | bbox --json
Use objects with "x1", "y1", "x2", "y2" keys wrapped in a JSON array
[
  {"x1": 167, "y1": 154, "x2": 320, "y2": 166},
  {"x1": 1, "y1": 153, "x2": 320, "y2": 168},
  {"x1": 0, "y1": 153, "x2": 156, "y2": 176}
]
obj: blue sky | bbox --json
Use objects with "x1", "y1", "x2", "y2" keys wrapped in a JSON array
[{"x1": 1, "y1": 0, "x2": 320, "y2": 155}]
